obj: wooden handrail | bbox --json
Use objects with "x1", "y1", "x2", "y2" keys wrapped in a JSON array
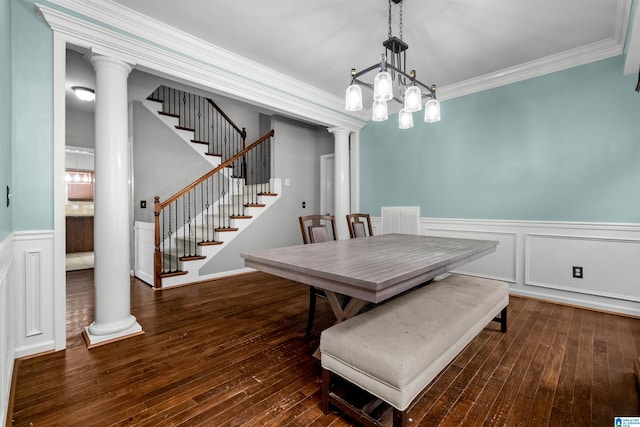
[
  {"x1": 160, "y1": 129, "x2": 274, "y2": 208},
  {"x1": 206, "y1": 98, "x2": 247, "y2": 139}
]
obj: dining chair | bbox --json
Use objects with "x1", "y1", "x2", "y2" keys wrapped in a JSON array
[
  {"x1": 298, "y1": 214, "x2": 338, "y2": 336},
  {"x1": 346, "y1": 213, "x2": 374, "y2": 238}
]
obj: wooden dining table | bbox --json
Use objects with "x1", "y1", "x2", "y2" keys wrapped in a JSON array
[{"x1": 241, "y1": 234, "x2": 498, "y2": 324}]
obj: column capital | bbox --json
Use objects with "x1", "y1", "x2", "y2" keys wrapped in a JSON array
[
  {"x1": 88, "y1": 53, "x2": 133, "y2": 76},
  {"x1": 327, "y1": 127, "x2": 351, "y2": 137}
]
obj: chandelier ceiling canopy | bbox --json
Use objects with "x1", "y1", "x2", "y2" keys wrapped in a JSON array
[{"x1": 345, "y1": 0, "x2": 441, "y2": 129}]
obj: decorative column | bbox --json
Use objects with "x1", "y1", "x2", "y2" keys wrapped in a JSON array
[
  {"x1": 328, "y1": 128, "x2": 351, "y2": 240},
  {"x1": 83, "y1": 54, "x2": 142, "y2": 347}
]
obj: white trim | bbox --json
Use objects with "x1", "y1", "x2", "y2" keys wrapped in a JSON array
[
  {"x1": 38, "y1": 0, "x2": 633, "y2": 127},
  {"x1": 53, "y1": 32, "x2": 68, "y2": 351},
  {"x1": 0, "y1": 233, "x2": 15, "y2": 427},
  {"x1": 36, "y1": 2, "x2": 366, "y2": 131},
  {"x1": 624, "y1": 0, "x2": 640, "y2": 75},
  {"x1": 524, "y1": 233, "x2": 640, "y2": 302},
  {"x1": 13, "y1": 231, "x2": 56, "y2": 358},
  {"x1": 418, "y1": 216, "x2": 640, "y2": 232},
  {"x1": 439, "y1": 39, "x2": 624, "y2": 101},
  {"x1": 370, "y1": 216, "x2": 640, "y2": 316}
]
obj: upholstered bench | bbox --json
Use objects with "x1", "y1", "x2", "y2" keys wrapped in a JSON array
[{"x1": 320, "y1": 274, "x2": 509, "y2": 427}]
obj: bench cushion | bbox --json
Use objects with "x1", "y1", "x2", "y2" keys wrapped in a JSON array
[{"x1": 320, "y1": 274, "x2": 509, "y2": 411}]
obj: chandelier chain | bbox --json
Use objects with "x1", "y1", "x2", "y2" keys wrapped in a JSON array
[
  {"x1": 388, "y1": 0, "x2": 392, "y2": 39},
  {"x1": 399, "y1": 1, "x2": 403, "y2": 40}
]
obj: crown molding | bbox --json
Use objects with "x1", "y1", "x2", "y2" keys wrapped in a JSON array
[
  {"x1": 36, "y1": 0, "x2": 366, "y2": 131},
  {"x1": 37, "y1": 0, "x2": 633, "y2": 127},
  {"x1": 438, "y1": 38, "x2": 624, "y2": 101}
]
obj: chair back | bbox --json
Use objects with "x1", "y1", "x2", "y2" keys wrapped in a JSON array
[
  {"x1": 299, "y1": 215, "x2": 338, "y2": 244},
  {"x1": 346, "y1": 213, "x2": 374, "y2": 238}
]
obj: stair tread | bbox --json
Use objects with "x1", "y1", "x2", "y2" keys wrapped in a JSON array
[
  {"x1": 245, "y1": 203, "x2": 266, "y2": 207},
  {"x1": 191, "y1": 139, "x2": 208, "y2": 145},
  {"x1": 179, "y1": 255, "x2": 206, "y2": 261},
  {"x1": 215, "y1": 227, "x2": 239, "y2": 232},
  {"x1": 205, "y1": 152, "x2": 222, "y2": 157},
  {"x1": 175, "y1": 125, "x2": 195, "y2": 132},
  {"x1": 159, "y1": 111, "x2": 180, "y2": 118},
  {"x1": 199, "y1": 240, "x2": 224, "y2": 246},
  {"x1": 257, "y1": 192, "x2": 278, "y2": 196},
  {"x1": 230, "y1": 215, "x2": 252, "y2": 219},
  {"x1": 146, "y1": 96, "x2": 163, "y2": 102}
]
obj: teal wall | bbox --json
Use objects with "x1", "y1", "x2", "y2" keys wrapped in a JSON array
[
  {"x1": 0, "y1": 0, "x2": 12, "y2": 240},
  {"x1": 10, "y1": 0, "x2": 54, "y2": 231},
  {"x1": 360, "y1": 56, "x2": 640, "y2": 223}
]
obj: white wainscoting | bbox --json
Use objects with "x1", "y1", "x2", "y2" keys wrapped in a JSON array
[
  {"x1": 370, "y1": 216, "x2": 640, "y2": 317},
  {"x1": 134, "y1": 221, "x2": 154, "y2": 286},
  {"x1": 0, "y1": 233, "x2": 15, "y2": 425},
  {"x1": 12, "y1": 231, "x2": 55, "y2": 357}
]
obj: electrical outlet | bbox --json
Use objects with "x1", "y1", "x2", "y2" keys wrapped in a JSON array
[
  {"x1": 572, "y1": 266, "x2": 583, "y2": 279},
  {"x1": 140, "y1": 200, "x2": 146, "y2": 209},
  {"x1": 302, "y1": 201, "x2": 306, "y2": 209}
]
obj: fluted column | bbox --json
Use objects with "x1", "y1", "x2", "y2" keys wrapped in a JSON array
[
  {"x1": 84, "y1": 54, "x2": 142, "y2": 346},
  {"x1": 328, "y1": 128, "x2": 351, "y2": 240}
]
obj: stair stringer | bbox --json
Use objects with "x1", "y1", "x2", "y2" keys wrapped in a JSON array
[
  {"x1": 160, "y1": 178, "x2": 282, "y2": 288},
  {"x1": 142, "y1": 99, "x2": 221, "y2": 168}
]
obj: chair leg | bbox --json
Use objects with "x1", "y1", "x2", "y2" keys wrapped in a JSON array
[{"x1": 306, "y1": 287, "x2": 316, "y2": 337}]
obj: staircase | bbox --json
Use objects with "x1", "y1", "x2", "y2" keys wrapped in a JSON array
[{"x1": 144, "y1": 86, "x2": 279, "y2": 289}]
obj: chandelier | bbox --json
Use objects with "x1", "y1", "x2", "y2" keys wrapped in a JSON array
[{"x1": 345, "y1": 0, "x2": 441, "y2": 129}]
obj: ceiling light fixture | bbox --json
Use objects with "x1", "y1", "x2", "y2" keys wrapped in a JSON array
[
  {"x1": 72, "y1": 86, "x2": 95, "y2": 102},
  {"x1": 345, "y1": 0, "x2": 441, "y2": 129}
]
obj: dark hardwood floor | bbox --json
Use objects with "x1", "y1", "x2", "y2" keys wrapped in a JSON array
[{"x1": 9, "y1": 270, "x2": 640, "y2": 426}]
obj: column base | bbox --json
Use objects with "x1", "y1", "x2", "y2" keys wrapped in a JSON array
[{"x1": 82, "y1": 322, "x2": 144, "y2": 349}]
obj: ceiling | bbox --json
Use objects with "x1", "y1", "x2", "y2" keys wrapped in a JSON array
[{"x1": 107, "y1": 0, "x2": 633, "y2": 101}]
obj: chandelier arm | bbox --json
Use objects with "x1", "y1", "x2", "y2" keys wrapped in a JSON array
[
  {"x1": 352, "y1": 62, "x2": 437, "y2": 97},
  {"x1": 352, "y1": 63, "x2": 386, "y2": 80},
  {"x1": 353, "y1": 79, "x2": 374, "y2": 90}
]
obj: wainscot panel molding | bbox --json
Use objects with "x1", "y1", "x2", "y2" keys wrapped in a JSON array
[
  {"x1": 525, "y1": 233, "x2": 640, "y2": 302},
  {"x1": 134, "y1": 221, "x2": 154, "y2": 286},
  {"x1": 370, "y1": 216, "x2": 640, "y2": 317},
  {"x1": 0, "y1": 233, "x2": 15, "y2": 426},
  {"x1": 13, "y1": 231, "x2": 55, "y2": 358}
]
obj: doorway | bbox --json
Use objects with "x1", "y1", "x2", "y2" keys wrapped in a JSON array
[{"x1": 320, "y1": 153, "x2": 335, "y2": 216}]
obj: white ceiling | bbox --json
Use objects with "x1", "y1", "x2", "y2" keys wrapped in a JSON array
[{"x1": 108, "y1": 0, "x2": 633, "y2": 100}]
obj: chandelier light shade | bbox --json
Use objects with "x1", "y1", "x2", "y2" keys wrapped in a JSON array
[
  {"x1": 403, "y1": 85, "x2": 422, "y2": 112},
  {"x1": 72, "y1": 86, "x2": 95, "y2": 102},
  {"x1": 398, "y1": 108, "x2": 413, "y2": 129},
  {"x1": 424, "y1": 98, "x2": 441, "y2": 123},
  {"x1": 373, "y1": 70, "x2": 393, "y2": 101},
  {"x1": 345, "y1": 84, "x2": 363, "y2": 111},
  {"x1": 372, "y1": 100, "x2": 388, "y2": 121},
  {"x1": 344, "y1": 0, "x2": 441, "y2": 129}
]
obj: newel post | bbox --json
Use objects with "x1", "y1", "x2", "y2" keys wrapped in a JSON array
[{"x1": 154, "y1": 196, "x2": 162, "y2": 289}]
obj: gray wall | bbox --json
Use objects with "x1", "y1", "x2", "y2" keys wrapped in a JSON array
[
  {"x1": 66, "y1": 109, "x2": 94, "y2": 149},
  {"x1": 132, "y1": 101, "x2": 212, "y2": 223},
  {"x1": 199, "y1": 115, "x2": 334, "y2": 275}
]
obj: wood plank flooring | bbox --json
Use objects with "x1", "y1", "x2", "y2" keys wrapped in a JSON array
[{"x1": 9, "y1": 270, "x2": 640, "y2": 426}]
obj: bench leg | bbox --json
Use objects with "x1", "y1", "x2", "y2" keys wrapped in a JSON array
[
  {"x1": 500, "y1": 306, "x2": 507, "y2": 333},
  {"x1": 322, "y1": 368, "x2": 331, "y2": 414},
  {"x1": 392, "y1": 408, "x2": 408, "y2": 427}
]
